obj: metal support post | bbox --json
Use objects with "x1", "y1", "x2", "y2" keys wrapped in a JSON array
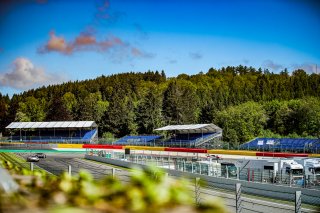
[
  {"x1": 237, "y1": 167, "x2": 240, "y2": 180},
  {"x1": 30, "y1": 162, "x2": 34, "y2": 171},
  {"x1": 112, "y1": 168, "x2": 116, "y2": 178},
  {"x1": 226, "y1": 165, "x2": 229, "y2": 179},
  {"x1": 295, "y1": 191, "x2": 301, "y2": 213},
  {"x1": 195, "y1": 177, "x2": 200, "y2": 206},
  {"x1": 68, "y1": 165, "x2": 71, "y2": 176},
  {"x1": 236, "y1": 183, "x2": 242, "y2": 213}
]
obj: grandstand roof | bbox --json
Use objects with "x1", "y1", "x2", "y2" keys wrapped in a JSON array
[
  {"x1": 6, "y1": 121, "x2": 97, "y2": 129},
  {"x1": 155, "y1": 124, "x2": 222, "y2": 134}
]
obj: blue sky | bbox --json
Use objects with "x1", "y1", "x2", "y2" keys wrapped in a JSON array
[{"x1": 0, "y1": 0, "x2": 319, "y2": 96}]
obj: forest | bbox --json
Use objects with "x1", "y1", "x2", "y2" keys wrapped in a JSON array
[{"x1": 0, "y1": 65, "x2": 320, "y2": 147}]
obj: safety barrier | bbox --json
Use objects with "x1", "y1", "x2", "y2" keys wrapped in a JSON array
[
  {"x1": 124, "y1": 146, "x2": 165, "y2": 151},
  {"x1": 207, "y1": 149, "x2": 256, "y2": 156},
  {"x1": 57, "y1": 144, "x2": 83, "y2": 148},
  {"x1": 308, "y1": 153, "x2": 320, "y2": 158},
  {"x1": 164, "y1": 147, "x2": 207, "y2": 153},
  {"x1": 82, "y1": 144, "x2": 123, "y2": 149},
  {"x1": 256, "y1": 152, "x2": 309, "y2": 158}
]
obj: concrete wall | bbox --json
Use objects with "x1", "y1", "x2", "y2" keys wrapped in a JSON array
[{"x1": 85, "y1": 155, "x2": 320, "y2": 206}]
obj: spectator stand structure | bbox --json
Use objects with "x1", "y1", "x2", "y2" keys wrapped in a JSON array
[
  {"x1": 240, "y1": 138, "x2": 320, "y2": 153},
  {"x1": 113, "y1": 135, "x2": 162, "y2": 146},
  {"x1": 5, "y1": 121, "x2": 98, "y2": 144},
  {"x1": 155, "y1": 124, "x2": 223, "y2": 148}
]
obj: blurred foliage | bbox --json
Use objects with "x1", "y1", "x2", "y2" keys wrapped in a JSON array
[{"x1": 0, "y1": 159, "x2": 227, "y2": 213}]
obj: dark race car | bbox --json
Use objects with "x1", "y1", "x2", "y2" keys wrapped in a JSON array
[{"x1": 35, "y1": 153, "x2": 46, "y2": 158}]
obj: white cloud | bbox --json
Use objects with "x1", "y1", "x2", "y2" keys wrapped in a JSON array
[
  {"x1": 262, "y1": 60, "x2": 283, "y2": 71},
  {"x1": 291, "y1": 63, "x2": 318, "y2": 74},
  {"x1": 0, "y1": 57, "x2": 65, "y2": 90},
  {"x1": 189, "y1": 52, "x2": 203, "y2": 60}
]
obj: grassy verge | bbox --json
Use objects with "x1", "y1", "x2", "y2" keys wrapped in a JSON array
[{"x1": 0, "y1": 152, "x2": 51, "y2": 175}]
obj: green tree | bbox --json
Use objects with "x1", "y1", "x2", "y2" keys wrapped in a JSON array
[
  {"x1": 163, "y1": 80, "x2": 198, "y2": 124},
  {"x1": 46, "y1": 96, "x2": 72, "y2": 121},
  {"x1": 136, "y1": 86, "x2": 163, "y2": 134},
  {"x1": 16, "y1": 96, "x2": 46, "y2": 122},
  {"x1": 62, "y1": 92, "x2": 78, "y2": 118},
  {"x1": 215, "y1": 102, "x2": 267, "y2": 145},
  {"x1": 102, "y1": 89, "x2": 137, "y2": 137},
  {"x1": 78, "y1": 92, "x2": 108, "y2": 123},
  {"x1": 0, "y1": 94, "x2": 9, "y2": 133}
]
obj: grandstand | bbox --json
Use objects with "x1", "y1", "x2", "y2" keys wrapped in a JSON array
[
  {"x1": 113, "y1": 135, "x2": 162, "y2": 145},
  {"x1": 240, "y1": 138, "x2": 320, "y2": 153},
  {"x1": 5, "y1": 121, "x2": 98, "y2": 144},
  {"x1": 155, "y1": 124, "x2": 223, "y2": 147}
]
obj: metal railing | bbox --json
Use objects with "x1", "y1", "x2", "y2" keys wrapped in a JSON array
[{"x1": 86, "y1": 149, "x2": 320, "y2": 190}]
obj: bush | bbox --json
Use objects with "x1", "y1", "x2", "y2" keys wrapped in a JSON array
[{"x1": 0, "y1": 159, "x2": 227, "y2": 213}]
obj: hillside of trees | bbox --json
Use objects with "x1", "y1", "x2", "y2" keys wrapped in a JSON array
[{"x1": 1, "y1": 65, "x2": 320, "y2": 146}]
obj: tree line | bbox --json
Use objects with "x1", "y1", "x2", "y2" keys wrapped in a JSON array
[{"x1": 0, "y1": 66, "x2": 320, "y2": 145}]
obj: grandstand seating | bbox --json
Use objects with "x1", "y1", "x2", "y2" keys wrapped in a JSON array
[
  {"x1": 83, "y1": 129, "x2": 97, "y2": 140},
  {"x1": 113, "y1": 135, "x2": 162, "y2": 145},
  {"x1": 160, "y1": 132, "x2": 222, "y2": 147},
  {"x1": 240, "y1": 138, "x2": 320, "y2": 153},
  {"x1": 8, "y1": 129, "x2": 97, "y2": 143}
]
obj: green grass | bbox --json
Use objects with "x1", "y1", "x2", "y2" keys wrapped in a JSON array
[{"x1": 0, "y1": 152, "x2": 51, "y2": 175}]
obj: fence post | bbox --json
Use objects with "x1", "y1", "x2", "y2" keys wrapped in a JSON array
[
  {"x1": 195, "y1": 177, "x2": 200, "y2": 206},
  {"x1": 68, "y1": 165, "x2": 71, "y2": 176},
  {"x1": 236, "y1": 183, "x2": 242, "y2": 213},
  {"x1": 112, "y1": 168, "x2": 116, "y2": 178},
  {"x1": 295, "y1": 191, "x2": 301, "y2": 213},
  {"x1": 226, "y1": 166, "x2": 229, "y2": 179},
  {"x1": 30, "y1": 162, "x2": 34, "y2": 171},
  {"x1": 237, "y1": 167, "x2": 240, "y2": 180}
]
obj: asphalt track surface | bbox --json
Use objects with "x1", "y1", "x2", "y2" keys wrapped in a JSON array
[{"x1": 17, "y1": 153, "x2": 131, "y2": 182}]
